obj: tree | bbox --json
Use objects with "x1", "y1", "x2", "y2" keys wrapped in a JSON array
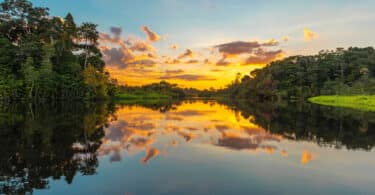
[{"x1": 78, "y1": 23, "x2": 99, "y2": 69}]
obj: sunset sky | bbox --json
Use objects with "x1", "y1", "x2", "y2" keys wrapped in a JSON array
[{"x1": 32, "y1": 0, "x2": 375, "y2": 89}]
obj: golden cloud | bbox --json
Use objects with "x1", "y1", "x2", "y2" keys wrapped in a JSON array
[
  {"x1": 282, "y1": 35, "x2": 289, "y2": 42},
  {"x1": 178, "y1": 49, "x2": 195, "y2": 59},
  {"x1": 170, "y1": 44, "x2": 179, "y2": 50},
  {"x1": 141, "y1": 25, "x2": 161, "y2": 42},
  {"x1": 304, "y1": 28, "x2": 318, "y2": 42}
]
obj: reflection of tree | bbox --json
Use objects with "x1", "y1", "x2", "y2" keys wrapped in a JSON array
[
  {"x1": 0, "y1": 102, "x2": 116, "y2": 194},
  {"x1": 116, "y1": 99, "x2": 183, "y2": 113},
  {"x1": 221, "y1": 99, "x2": 375, "y2": 150}
]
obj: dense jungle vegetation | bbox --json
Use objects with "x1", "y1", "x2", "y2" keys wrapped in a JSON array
[
  {"x1": 0, "y1": 0, "x2": 117, "y2": 101},
  {"x1": 222, "y1": 47, "x2": 375, "y2": 100}
]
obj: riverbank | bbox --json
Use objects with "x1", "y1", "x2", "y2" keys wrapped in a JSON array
[
  {"x1": 115, "y1": 92, "x2": 170, "y2": 100},
  {"x1": 308, "y1": 95, "x2": 375, "y2": 112}
]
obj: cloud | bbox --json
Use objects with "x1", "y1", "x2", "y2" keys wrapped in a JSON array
[
  {"x1": 282, "y1": 35, "x2": 289, "y2": 42},
  {"x1": 262, "y1": 39, "x2": 279, "y2": 46},
  {"x1": 100, "y1": 27, "x2": 157, "y2": 69},
  {"x1": 304, "y1": 28, "x2": 318, "y2": 41},
  {"x1": 210, "y1": 68, "x2": 224, "y2": 72},
  {"x1": 185, "y1": 59, "x2": 199, "y2": 64},
  {"x1": 215, "y1": 41, "x2": 261, "y2": 56},
  {"x1": 128, "y1": 59, "x2": 157, "y2": 67},
  {"x1": 178, "y1": 49, "x2": 194, "y2": 59},
  {"x1": 128, "y1": 38, "x2": 156, "y2": 52},
  {"x1": 165, "y1": 69, "x2": 184, "y2": 74},
  {"x1": 101, "y1": 47, "x2": 134, "y2": 69},
  {"x1": 216, "y1": 57, "x2": 231, "y2": 66},
  {"x1": 164, "y1": 58, "x2": 181, "y2": 65},
  {"x1": 243, "y1": 49, "x2": 283, "y2": 65},
  {"x1": 159, "y1": 74, "x2": 216, "y2": 81},
  {"x1": 110, "y1": 26, "x2": 122, "y2": 38},
  {"x1": 204, "y1": 59, "x2": 211, "y2": 64},
  {"x1": 214, "y1": 39, "x2": 283, "y2": 66},
  {"x1": 170, "y1": 44, "x2": 179, "y2": 50},
  {"x1": 141, "y1": 25, "x2": 161, "y2": 42}
]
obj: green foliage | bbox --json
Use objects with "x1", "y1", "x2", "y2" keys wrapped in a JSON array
[
  {"x1": 223, "y1": 47, "x2": 375, "y2": 100},
  {"x1": 0, "y1": 0, "x2": 114, "y2": 101},
  {"x1": 309, "y1": 95, "x2": 375, "y2": 112},
  {"x1": 83, "y1": 65, "x2": 109, "y2": 99},
  {"x1": 116, "y1": 81, "x2": 186, "y2": 100}
]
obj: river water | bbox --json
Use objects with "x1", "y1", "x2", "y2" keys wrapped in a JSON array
[{"x1": 1, "y1": 100, "x2": 374, "y2": 194}]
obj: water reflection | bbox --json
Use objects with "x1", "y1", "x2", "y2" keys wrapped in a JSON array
[
  {"x1": 99, "y1": 100, "x2": 375, "y2": 166},
  {"x1": 99, "y1": 101, "x2": 287, "y2": 166},
  {"x1": 0, "y1": 102, "x2": 116, "y2": 194},
  {"x1": 0, "y1": 100, "x2": 374, "y2": 194}
]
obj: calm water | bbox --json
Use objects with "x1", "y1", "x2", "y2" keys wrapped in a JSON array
[{"x1": 0, "y1": 100, "x2": 375, "y2": 194}]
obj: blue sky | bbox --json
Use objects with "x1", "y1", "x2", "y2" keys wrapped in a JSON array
[{"x1": 29, "y1": 0, "x2": 375, "y2": 88}]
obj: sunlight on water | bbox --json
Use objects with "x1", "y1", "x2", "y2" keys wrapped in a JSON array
[
  {"x1": 1, "y1": 101, "x2": 375, "y2": 194},
  {"x1": 99, "y1": 101, "x2": 293, "y2": 165}
]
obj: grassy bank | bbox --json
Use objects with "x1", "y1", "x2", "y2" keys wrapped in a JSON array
[{"x1": 308, "y1": 95, "x2": 375, "y2": 112}]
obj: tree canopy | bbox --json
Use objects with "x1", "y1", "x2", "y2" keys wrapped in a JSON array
[
  {"x1": 0, "y1": 0, "x2": 116, "y2": 101},
  {"x1": 222, "y1": 47, "x2": 375, "y2": 100}
]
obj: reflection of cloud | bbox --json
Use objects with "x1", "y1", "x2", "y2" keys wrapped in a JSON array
[
  {"x1": 99, "y1": 102, "x2": 291, "y2": 166},
  {"x1": 215, "y1": 125, "x2": 230, "y2": 131},
  {"x1": 141, "y1": 148, "x2": 160, "y2": 164},
  {"x1": 173, "y1": 110, "x2": 214, "y2": 116},
  {"x1": 141, "y1": 25, "x2": 161, "y2": 42},
  {"x1": 304, "y1": 28, "x2": 318, "y2": 42},
  {"x1": 216, "y1": 130, "x2": 280, "y2": 151},
  {"x1": 129, "y1": 137, "x2": 155, "y2": 149},
  {"x1": 177, "y1": 131, "x2": 194, "y2": 142},
  {"x1": 165, "y1": 115, "x2": 184, "y2": 121},
  {"x1": 281, "y1": 150, "x2": 288, "y2": 157},
  {"x1": 301, "y1": 150, "x2": 317, "y2": 165},
  {"x1": 110, "y1": 152, "x2": 122, "y2": 162}
]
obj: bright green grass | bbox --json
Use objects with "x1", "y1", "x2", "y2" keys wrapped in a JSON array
[{"x1": 308, "y1": 95, "x2": 375, "y2": 112}]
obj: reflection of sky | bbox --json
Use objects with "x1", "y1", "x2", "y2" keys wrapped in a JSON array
[
  {"x1": 98, "y1": 101, "x2": 285, "y2": 164},
  {"x1": 35, "y1": 101, "x2": 375, "y2": 195}
]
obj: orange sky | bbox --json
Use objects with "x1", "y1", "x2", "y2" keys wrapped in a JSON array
[{"x1": 100, "y1": 27, "x2": 287, "y2": 89}]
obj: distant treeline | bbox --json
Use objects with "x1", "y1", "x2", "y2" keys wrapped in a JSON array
[
  {"x1": 117, "y1": 81, "x2": 217, "y2": 99},
  {"x1": 0, "y1": 0, "x2": 116, "y2": 101},
  {"x1": 221, "y1": 47, "x2": 375, "y2": 100}
]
